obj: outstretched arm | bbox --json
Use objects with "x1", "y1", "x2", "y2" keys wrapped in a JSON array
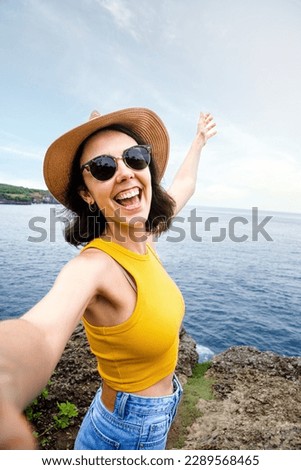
[
  {"x1": 0, "y1": 319, "x2": 55, "y2": 449},
  {"x1": 0, "y1": 253, "x2": 106, "y2": 449},
  {"x1": 168, "y1": 112, "x2": 217, "y2": 215}
]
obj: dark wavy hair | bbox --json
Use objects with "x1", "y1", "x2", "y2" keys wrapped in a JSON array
[{"x1": 62, "y1": 125, "x2": 175, "y2": 247}]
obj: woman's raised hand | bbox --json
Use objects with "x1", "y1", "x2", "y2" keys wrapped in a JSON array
[{"x1": 195, "y1": 112, "x2": 217, "y2": 146}]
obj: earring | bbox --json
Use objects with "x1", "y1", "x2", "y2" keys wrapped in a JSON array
[{"x1": 88, "y1": 202, "x2": 98, "y2": 213}]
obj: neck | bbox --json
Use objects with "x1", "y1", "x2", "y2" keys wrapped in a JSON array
[{"x1": 103, "y1": 222, "x2": 148, "y2": 254}]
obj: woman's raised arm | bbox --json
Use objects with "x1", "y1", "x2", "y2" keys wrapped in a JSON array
[{"x1": 168, "y1": 112, "x2": 217, "y2": 215}]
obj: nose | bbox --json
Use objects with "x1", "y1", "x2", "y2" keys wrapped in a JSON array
[{"x1": 115, "y1": 157, "x2": 134, "y2": 183}]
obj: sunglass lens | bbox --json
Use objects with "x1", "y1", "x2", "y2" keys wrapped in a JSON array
[
  {"x1": 125, "y1": 146, "x2": 151, "y2": 170},
  {"x1": 90, "y1": 156, "x2": 116, "y2": 181}
]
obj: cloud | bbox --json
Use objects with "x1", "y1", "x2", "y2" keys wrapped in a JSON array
[
  {"x1": 218, "y1": 121, "x2": 301, "y2": 196},
  {"x1": 25, "y1": 0, "x2": 90, "y2": 40},
  {"x1": 0, "y1": 172, "x2": 46, "y2": 190},
  {"x1": 0, "y1": 145, "x2": 42, "y2": 160},
  {"x1": 200, "y1": 184, "x2": 248, "y2": 203},
  {"x1": 98, "y1": 0, "x2": 139, "y2": 39},
  {"x1": 1, "y1": 0, "x2": 300, "y2": 214},
  {"x1": 96, "y1": 0, "x2": 179, "y2": 46},
  {"x1": 0, "y1": 129, "x2": 43, "y2": 161},
  {"x1": 183, "y1": 117, "x2": 301, "y2": 212}
]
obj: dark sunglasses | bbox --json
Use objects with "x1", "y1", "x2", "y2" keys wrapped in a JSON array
[{"x1": 80, "y1": 144, "x2": 151, "y2": 181}]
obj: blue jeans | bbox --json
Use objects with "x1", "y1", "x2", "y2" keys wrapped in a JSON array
[{"x1": 74, "y1": 375, "x2": 183, "y2": 450}]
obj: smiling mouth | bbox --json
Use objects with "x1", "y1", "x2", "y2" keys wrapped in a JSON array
[{"x1": 114, "y1": 188, "x2": 141, "y2": 208}]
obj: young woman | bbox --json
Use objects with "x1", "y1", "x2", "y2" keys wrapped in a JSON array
[{"x1": 0, "y1": 107, "x2": 216, "y2": 450}]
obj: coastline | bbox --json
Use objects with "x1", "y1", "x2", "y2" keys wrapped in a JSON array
[
  {"x1": 0, "y1": 182, "x2": 58, "y2": 205},
  {"x1": 27, "y1": 324, "x2": 301, "y2": 450},
  {"x1": 0, "y1": 200, "x2": 57, "y2": 205}
]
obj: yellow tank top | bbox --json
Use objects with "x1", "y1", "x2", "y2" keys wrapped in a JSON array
[{"x1": 81, "y1": 238, "x2": 185, "y2": 392}]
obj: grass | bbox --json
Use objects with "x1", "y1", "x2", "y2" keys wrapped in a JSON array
[{"x1": 167, "y1": 361, "x2": 215, "y2": 449}]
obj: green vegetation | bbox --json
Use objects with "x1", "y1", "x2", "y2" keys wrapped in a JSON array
[
  {"x1": 168, "y1": 361, "x2": 215, "y2": 449},
  {"x1": 0, "y1": 183, "x2": 55, "y2": 203},
  {"x1": 53, "y1": 401, "x2": 79, "y2": 430},
  {"x1": 25, "y1": 363, "x2": 214, "y2": 449},
  {"x1": 25, "y1": 382, "x2": 78, "y2": 448},
  {"x1": 25, "y1": 385, "x2": 50, "y2": 422}
]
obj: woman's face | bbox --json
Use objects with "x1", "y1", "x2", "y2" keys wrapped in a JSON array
[{"x1": 79, "y1": 130, "x2": 152, "y2": 230}]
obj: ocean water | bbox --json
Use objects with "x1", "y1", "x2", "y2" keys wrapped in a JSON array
[{"x1": 1, "y1": 204, "x2": 300, "y2": 362}]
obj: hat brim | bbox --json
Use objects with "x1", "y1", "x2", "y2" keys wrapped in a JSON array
[{"x1": 43, "y1": 107, "x2": 169, "y2": 207}]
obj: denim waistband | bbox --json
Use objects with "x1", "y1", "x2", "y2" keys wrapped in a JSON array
[{"x1": 97, "y1": 375, "x2": 183, "y2": 419}]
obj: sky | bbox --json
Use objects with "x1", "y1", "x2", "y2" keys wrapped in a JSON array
[{"x1": 1, "y1": 0, "x2": 301, "y2": 213}]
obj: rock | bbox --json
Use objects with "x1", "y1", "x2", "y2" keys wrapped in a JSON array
[
  {"x1": 31, "y1": 323, "x2": 198, "y2": 449},
  {"x1": 32, "y1": 333, "x2": 301, "y2": 450},
  {"x1": 184, "y1": 346, "x2": 301, "y2": 450},
  {"x1": 176, "y1": 327, "x2": 199, "y2": 384}
]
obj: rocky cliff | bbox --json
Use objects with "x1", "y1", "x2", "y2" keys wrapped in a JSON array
[
  {"x1": 184, "y1": 346, "x2": 301, "y2": 450},
  {"x1": 30, "y1": 324, "x2": 300, "y2": 450}
]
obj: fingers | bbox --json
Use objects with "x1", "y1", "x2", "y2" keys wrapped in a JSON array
[
  {"x1": 198, "y1": 112, "x2": 216, "y2": 131},
  {"x1": 200, "y1": 112, "x2": 214, "y2": 124},
  {"x1": 207, "y1": 129, "x2": 217, "y2": 140},
  {"x1": 207, "y1": 121, "x2": 217, "y2": 131},
  {"x1": 194, "y1": 111, "x2": 217, "y2": 146}
]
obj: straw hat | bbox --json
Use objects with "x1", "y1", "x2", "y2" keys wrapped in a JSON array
[{"x1": 43, "y1": 107, "x2": 170, "y2": 207}]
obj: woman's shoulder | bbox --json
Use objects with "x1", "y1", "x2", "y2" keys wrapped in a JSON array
[
  {"x1": 55, "y1": 247, "x2": 118, "y2": 297},
  {"x1": 77, "y1": 246, "x2": 116, "y2": 271},
  {"x1": 57, "y1": 246, "x2": 114, "y2": 281}
]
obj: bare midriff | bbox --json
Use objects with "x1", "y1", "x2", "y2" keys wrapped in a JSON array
[{"x1": 101, "y1": 372, "x2": 174, "y2": 412}]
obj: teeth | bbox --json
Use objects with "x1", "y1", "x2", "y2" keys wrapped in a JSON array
[{"x1": 116, "y1": 188, "x2": 139, "y2": 201}]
